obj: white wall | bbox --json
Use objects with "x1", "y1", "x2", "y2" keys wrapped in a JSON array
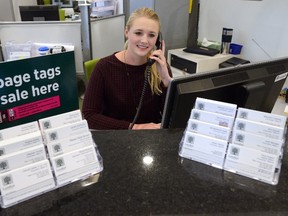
[
  {"x1": 0, "y1": 0, "x2": 15, "y2": 21},
  {"x1": 198, "y1": 0, "x2": 288, "y2": 62}
]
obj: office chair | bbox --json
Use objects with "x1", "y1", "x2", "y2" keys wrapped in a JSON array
[
  {"x1": 79, "y1": 58, "x2": 101, "y2": 99},
  {"x1": 84, "y1": 58, "x2": 100, "y2": 82}
]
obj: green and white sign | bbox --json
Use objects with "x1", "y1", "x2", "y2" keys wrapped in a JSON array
[{"x1": 0, "y1": 51, "x2": 79, "y2": 129}]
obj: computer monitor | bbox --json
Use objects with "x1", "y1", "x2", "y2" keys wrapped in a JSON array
[
  {"x1": 52, "y1": 0, "x2": 73, "y2": 8},
  {"x1": 19, "y1": 5, "x2": 60, "y2": 21},
  {"x1": 161, "y1": 57, "x2": 288, "y2": 129},
  {"x1": 184, "y1": 0, "x2": 218, "y2": 56}
]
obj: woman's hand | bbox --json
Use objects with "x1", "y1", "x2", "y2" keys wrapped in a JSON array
[
  {"x1": 149, "y1": 40, "x2": 172, "y2": 87},
  {"x1": 132, "y1": 123, "x2": 161, "y2": 130}
]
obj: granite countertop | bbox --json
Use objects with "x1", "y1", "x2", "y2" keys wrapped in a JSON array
[{"x1": 1, "y1": 129, "x2": 288, "y2": 215}]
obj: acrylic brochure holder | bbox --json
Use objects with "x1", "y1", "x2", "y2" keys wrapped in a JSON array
[
  {"x1": 0, "y1": 110, "x2": 103, "y2": 208},
  {"x1": 179, "y1": 97, "x2": 286, "y2": 185},
  {"x1": 0, "y1": 52, "x2": 103, "y2": 208}
]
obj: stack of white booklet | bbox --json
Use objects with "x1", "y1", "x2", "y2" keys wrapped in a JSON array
[
  {"x1": 179, "y1": 97, "x2": 237, "y2": 169},
  {"x1": 179, "y1": 98, "x2": 287, "y2": 185},
  {"x1": 39, "y1": 110, "x2": 103, "y2": 187},
  {"x1": 224, "y1": 107, "x2": 286, "y2": 185},
  {"x1": 0, "y1": 122, "x2": 55, "y2": 208},
  {"x1": 0, "y1": 110, "x2": 103, "y2": 208}
]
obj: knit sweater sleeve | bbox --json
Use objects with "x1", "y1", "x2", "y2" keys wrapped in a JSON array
[{"x1": 82, "y1": 57, "x2": 131, "y2": 130}]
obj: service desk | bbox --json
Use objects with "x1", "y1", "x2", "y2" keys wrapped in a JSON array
[{"x1": 1, "y1": 129, "x2": 288, "y2": 215}]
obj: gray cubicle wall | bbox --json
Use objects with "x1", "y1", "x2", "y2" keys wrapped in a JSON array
[
  {"x1": 0, "y1": 15, "x2": 126, "y2": 75},
  {"x1": 154, "y1": 0, "x2": 189, "y2": 54},
  {"x1": 0, "y1": 0, "x2": 15, "y2": 21},
  {"x1": 0, "y1": 21, "x2": 83, "y2": 74},
  {"x1": 91, "y1": 14, "x2": 125, "y2": 59}
]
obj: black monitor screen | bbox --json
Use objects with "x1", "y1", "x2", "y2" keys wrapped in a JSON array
[
  {"x1": 161, "y1": 57, "x2": 288, "y2": 129},
  {"x1": 19, "y1": 5, "x2": 60, "y2": 21},
  {"x1": 52, "y1": 0, "x2": 73, "y2": 8}
]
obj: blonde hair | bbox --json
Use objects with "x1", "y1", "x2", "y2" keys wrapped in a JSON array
[{"x1": 125, "y1": 7, "x2": 162, "y2": 95}]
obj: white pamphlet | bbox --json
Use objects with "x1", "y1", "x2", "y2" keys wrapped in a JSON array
[
  {"x1": 187, "y1": 119, "x2": 231, "y2": 141},
  {"x1": 237, "y1": 107, "x2": 287, "y2": 128},
  {"x1": 179, "y1": 131, "x2": 229, "y2": 169},
  {"x1": 42, "y1": 120, "x2": 89, "y2": 144},
  {"x1": 0, "y1": 121, "x2": 39, "y2": 141},
  {"x1": 194, "y1": 97, "x2": 237, "y2": 117},
  {"x1": 190, "y1": 108, "x2": 235, "y2": 128},
  {"x1": 234, "y1": 118, "x2": 285, "y2": 141},
  {"x1": 0, "y1": 145, "x2": 47, "y2": 174},
  {"x1": 0, "y1": 160, "x2": 55, "y2": 208},
  {"x1": 39, "y1": 109, "x2": 83, "y2": 131},
  {"x1": 51, "y1": 145, "x2": 102, "y2": 186},
  {"x1": 46, "y1": 132, "x2": 94, "y2": 157},
  {"x1": 224, "y1": 143, "x2": 280, "y2": 184},
  {"x1": 231, "y1": 130, "x2": 284, "y2": 155},
  {"x1": 0, "y1": 131, "x2": 43, "y2": 157}
]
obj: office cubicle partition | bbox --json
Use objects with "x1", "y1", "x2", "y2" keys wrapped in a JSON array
[
  {"x1": 90, "y1": 14, "x2": 125, "y2": 59},
  {"x1": 0, "y1": 21, "x2": 83, "y2": 74},
  {"x1": 0, "y1": 14, "x2": 125, "y2": 75}
]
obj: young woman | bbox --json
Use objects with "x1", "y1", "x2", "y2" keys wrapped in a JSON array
[{"x1": 82, "y1": 7, "x2": 172, "y2": 130}]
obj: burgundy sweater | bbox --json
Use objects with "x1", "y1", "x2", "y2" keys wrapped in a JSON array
[{"x1": 82, "y1": 53, "x2": 171, "y2": 130}]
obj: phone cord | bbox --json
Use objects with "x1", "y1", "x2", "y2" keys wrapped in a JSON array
[{"x1": 128, "y1": 66, "x2": 151, "y2": 130}]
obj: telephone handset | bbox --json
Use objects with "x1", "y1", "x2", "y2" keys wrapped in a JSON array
[{"x1": 147, "y1": 32, "x2": 163, "y2": 66}]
